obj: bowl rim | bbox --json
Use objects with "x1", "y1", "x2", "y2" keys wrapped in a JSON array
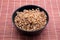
[{"x1": 12, "y1": 5, "x2": 49, "y2": 32}]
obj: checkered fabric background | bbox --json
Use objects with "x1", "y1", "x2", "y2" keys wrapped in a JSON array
[{"x1": 0, "y1": 0, "x2": 60, "y2": 40}]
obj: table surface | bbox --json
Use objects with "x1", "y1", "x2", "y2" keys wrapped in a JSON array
[{"x1": 0, "y1": 0, "x2": 60, "y2": 40}]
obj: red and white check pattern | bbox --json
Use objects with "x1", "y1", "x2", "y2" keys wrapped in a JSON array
[{"x1": 0, "y1": 0, "x2": 60, "y2": 40}]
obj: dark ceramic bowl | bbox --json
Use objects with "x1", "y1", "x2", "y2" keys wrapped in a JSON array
[{"x1": 12, "y1": 5, "x2": 49, "y2": 34}]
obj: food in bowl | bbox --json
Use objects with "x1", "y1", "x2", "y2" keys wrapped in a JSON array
[{"x1": 14, "y1": 8, "x2": 47, "y2": 31}]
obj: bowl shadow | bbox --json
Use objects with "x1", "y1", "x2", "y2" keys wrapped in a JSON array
[{"x1": 15, "y1": 26, "x2": 44, "y2": 40}]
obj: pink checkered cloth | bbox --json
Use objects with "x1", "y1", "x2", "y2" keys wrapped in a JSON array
[{"x1": 0, "y1": 0, "x2": 60, "y2": 40}]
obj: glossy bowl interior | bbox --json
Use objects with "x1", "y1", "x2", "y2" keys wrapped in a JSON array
[{"x1": 12, "y1": 5, "x2": 49, "y2": 33}]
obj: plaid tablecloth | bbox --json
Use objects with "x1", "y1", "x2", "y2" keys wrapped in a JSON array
[{"x1": 0, "y1": 0, "x2": 60, "y2": 40}]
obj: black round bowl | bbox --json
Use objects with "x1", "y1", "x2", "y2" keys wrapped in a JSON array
[{"x1": 12, "y1": 5, "x2": 49, "y2": 35}]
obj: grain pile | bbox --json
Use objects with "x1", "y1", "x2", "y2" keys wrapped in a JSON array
[{"x1": 14, "y1": 9, "x2": 47, "y2": 31}]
